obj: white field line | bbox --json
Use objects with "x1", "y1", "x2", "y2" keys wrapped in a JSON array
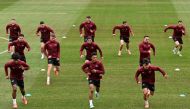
[
  {"x1": 0, "y1": 37, "x2": 8, "y2": 55},
  {"x1": 0, "y1": 12, "x2": 68, "y2": 15}
]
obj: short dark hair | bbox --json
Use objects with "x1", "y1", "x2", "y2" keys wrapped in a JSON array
[
  {"x1": 86, "y1": 16, "x2": 91, "y2": 18},
  {"x1": 123, "y1": 21, "x2": 127, "y2": 24},
  {"x1": 19, "y1": 34, "x2": 24, "y2": 37},
  {"x1": 142, "y1": 58, "x2": 150, "y2": 65},
  {"x1": 40, "y1": 21, "x2": 44, "y2": 24},
  {"x1": 11, "y1": 53, "x2": 20, "y2": 60},
  {"x1": 144, "y1": 35, "x2": 149, "y2": 38},
  {"x1": 11, "y1": 18, "x2": 16, "y2": 21},
  {"x1": 178, "y1": 20, "x2": 182, "y2": 23}
]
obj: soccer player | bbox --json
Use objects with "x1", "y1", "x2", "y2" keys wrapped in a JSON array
[
  {"x1": 113, "y1": 21, "x2": 134, "y2": 56},
  {"x1": 6, "y1": 19, "x2": 21, "y2": 42},
  {"x1": 8, "y1": 34, "x2": 30, "y2": 62},
  {"x1": 6, "y1": 19, "x2": 21, "y2": 52},
  {"x1": 79, "y1": 16, "x2": 97, "y2": 42},
  {"x1": 135, "y1": 58, "x2": 168, "y2": 108},
  {"x1": 36, "y1": 21, "x2": 54, "y2": 59},
  {"x1": 80, "y1": 38, "x2": 103, "y2": 63},
  {"x1": 164, "y1": 20, "x2": 186, "y2": 56},
  {"x1": 4, "y1": 53, "x2": 30, "y2": 109},
  {"x1": 139, "y1": 36, "x2": 155, "y2": 66},
  {"x1": 82, "y1": 53, "x2": 105, "y2": 109},
  {"x1": 44, "y1": 34, "x2": 60, "y2": 85}
]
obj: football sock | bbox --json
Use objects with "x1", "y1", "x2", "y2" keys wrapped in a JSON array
[{"x1": 13, "y1": 99, "x2": 17, "y2": 104}]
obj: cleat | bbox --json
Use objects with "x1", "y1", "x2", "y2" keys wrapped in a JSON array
[
  {"x1": 172, "y1": 49, "x2": 177, "y2": 54},
  {"x1": 47, "y1": 80, "x2": 50, "y2": 85},
  {"x1": 22, "y1": 97, "x2": 28, "y2": 105},
  {"x1": 95, "y1": 91, "x2": 99, "y2": 98},
  {"x1": 118, "y1": 51, "x2": 121, "y2": 56},
  {"x1": 144, "y1": 101, "x2": 149, "y2": 108},
  {"x1": 177, "y1": 51, "x2": 182, "y2": 57},
  {"x1": 90, "y1": 105, "x2": 95, "y2": 109},
  {"x1": 41, "y1": 54, "x2": 44, "y2": 59},
  {"x1": 12, "y1": 104, "x2": 18, "y2": 109},
  {"x1": 127, "y1": 50, "x2": 131, "y2": 55}
]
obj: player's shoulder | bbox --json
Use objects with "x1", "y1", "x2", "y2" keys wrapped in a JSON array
[{"x1": 5, "y1": 60, "x2": 14, "y2": 65}]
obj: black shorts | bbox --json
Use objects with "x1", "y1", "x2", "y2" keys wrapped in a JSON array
[
  {"x1": 120, "y1": 36, "x2": 129, "y2": 43},
  {"x1": 10, "y1": 78, "x2": 24, "y2": 89},
  {"x1": 84, "y1": 36, "x2": 94, "y2": 42},
  {"x1": 40, "y1": 38, "x2": 49, "y2": 43},
  {"x1": 48, "y1": 58, "x2": 60, "y2": 66},
  {"x1": 142, "y1": 82, "x2": 155, "y2": 92},
  {"x1": 88, "y1": 79, "x2": 100, "y2": 87},
  {"x1": 139, "y1": 58, "x2": 151, "y2": 66},
  {"x1": 20, "y1": 55, "x2": 26, "y2": 62},
  {"x1": 85, "y1": 56, "x2": 92, "y2": 61},
  {"x1": 173, "y1": 37, "x2": 183, "y2": 44},
  {"x1": 9, "y1": 36, "x2": 18, "y2": 42}
]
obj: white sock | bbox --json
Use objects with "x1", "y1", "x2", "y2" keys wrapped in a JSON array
[
  {"x1": 47, "y1": 76, "x2": 50, "y2": 81},
  {"x1": 89, "y1": 100, "x2": 93, "y2": 106},
  {"x1": 145, "y1": 100, "x2": 148, "y2": 104},
  {"x1": 13, "y1": 99, "x2": 17, "y2": 104}
]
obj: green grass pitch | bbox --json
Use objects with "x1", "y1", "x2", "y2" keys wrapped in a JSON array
[{"x1": 0, "y1": 0, "x2": 189, "y2": 109}]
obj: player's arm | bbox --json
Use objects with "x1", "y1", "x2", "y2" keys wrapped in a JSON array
[
  {"x1": 90, "y1": 23, "x2": 97, "y2": 33},
  {"x1": 48, "y1": 26, "x2": 54, "y2": 34},
  {"x1": 6, "y1": 25, "x2": 10, "y2": 36},
  {"x1": 18, "y1": 25, "x2": 21, "y2": 35},
  {"x1": 182, "y1": 26, "x2": 186, "y2": 35},
  {"x1": 129, "y1": 26, "x2": 134, "y2": 36},
  {"x1": 25, "y1": 42, "x2": 31, "y2": 52},
  {"x1": 154, "y1": 66, "x2": 168, "y2": 79},
  {"x1": 139, "y1": 44, "x2": 149, "y2": 54},
  {"x1": 57, "y1": 42, "x2": 60, "y2": 59},
  {"x1": 82, "y1": 63, "x2": 90, "y2": 75},
  {"x1": 36, "y1": 27, "x2": 40, "y2": 36},
  {"x1": 112, "y1": 25, "x2": 120, "y2": 36},
  {"x1": 4, "y1": 63, "x2": 10, "y2": 79},
  {"x1": 96, "y1": 45, "x2": 103, "y2": 59},
  {"x1": 8, "y1": 41, "x2": 15, "y2": 52},
  {"x1": 79, "y1": 23, "x2": 84, "y2": 37},
  {"x1": 94, "y1": 63, "x2": 105, "y2": 75},
  {"x1": 20, "y1": 61, "x2": 30, "y2": 70},
  {"x1": 150, "y1": 43, "x2": 156, "y2": 56},
  {"x1": 135, "y1": 69, "x2": 141, "y2": 84},
  {"x1": 164, "y1": 25, "x2": 174, "y2": 32},
  {"x1": 80, "y1": 44, "x2": 85, "y2": 58}
]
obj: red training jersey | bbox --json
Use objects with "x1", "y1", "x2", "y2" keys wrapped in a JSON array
[
  {"x1": 80, "y1": 42, "x2": 103, "y2": 59},
  {"x1": 164, "y1": 25, "x2": 185, "y2": 38},
  {"x1": 139, "y1": 41, "x2": 155, "y2": 61},
  {"x1": 135, "y1": 65, "x2": 166, "y2": 84},
  {"x1": 79, "y1": 21, "x2": 97, "y2": 37},
  {"x1": 8, "y1": 40, "x2": 30, "y2": 56},
  {"x1": 44, "y1": 40, "x2": 60, "y2": 58},
  {"x1": 4, "y1": 60, "x2": 29, "y2": 80},
  {"x1": 112, "y1": 25, "x2": 132, "y2": 37},
  {"x1": 36, "y1": 25, "x2": 54, "y2": 42},
  {"x1": 82, "y1": 61, "x2": 105, "y2": 80},
  {"x1": 6, "y1": 23, "x2": 21, "y2": 38}
]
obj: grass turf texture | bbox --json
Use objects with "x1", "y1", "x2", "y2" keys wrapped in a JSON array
[{"x1": 0, "y1": 0, "x2": 190, "y2": 109}]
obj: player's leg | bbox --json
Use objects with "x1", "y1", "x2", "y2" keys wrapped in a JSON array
[
  {"x1": 88, "y1": 80, "x2": 95, "y2": 108},
  {"x1": 143, "y1": 88, "x2": 150, "y2": 108},
  {"x1": 126, "y1": 42, "x2": 131, "y2": 55},
  {"x1": 173, "y1": 40, "x2": 179, "y2": 54},
  {"x1": 18, "y1": 80, "x2": 28, "y2": 105},
  {"x1": 118, "y1": 39, "x2": 124, "y2": 56},
  {"x1": 94, "y1": 80, "x2": 100, "y2": 98},
  {"x1": 11, "y1": 79, "x2": 18, "y2": 109},
  {"x1": 53, "y1": 58, "x2": 60, "y2": 76},
  {"x1": 47, "y1": 58, "x2": 53, "y2": 85},
  {"x1": 177, "y1": 38, "x2": 183, "y2": 56},
  {"x1": 40, "y1": 42, "x2": 45, "y2": 59}
]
